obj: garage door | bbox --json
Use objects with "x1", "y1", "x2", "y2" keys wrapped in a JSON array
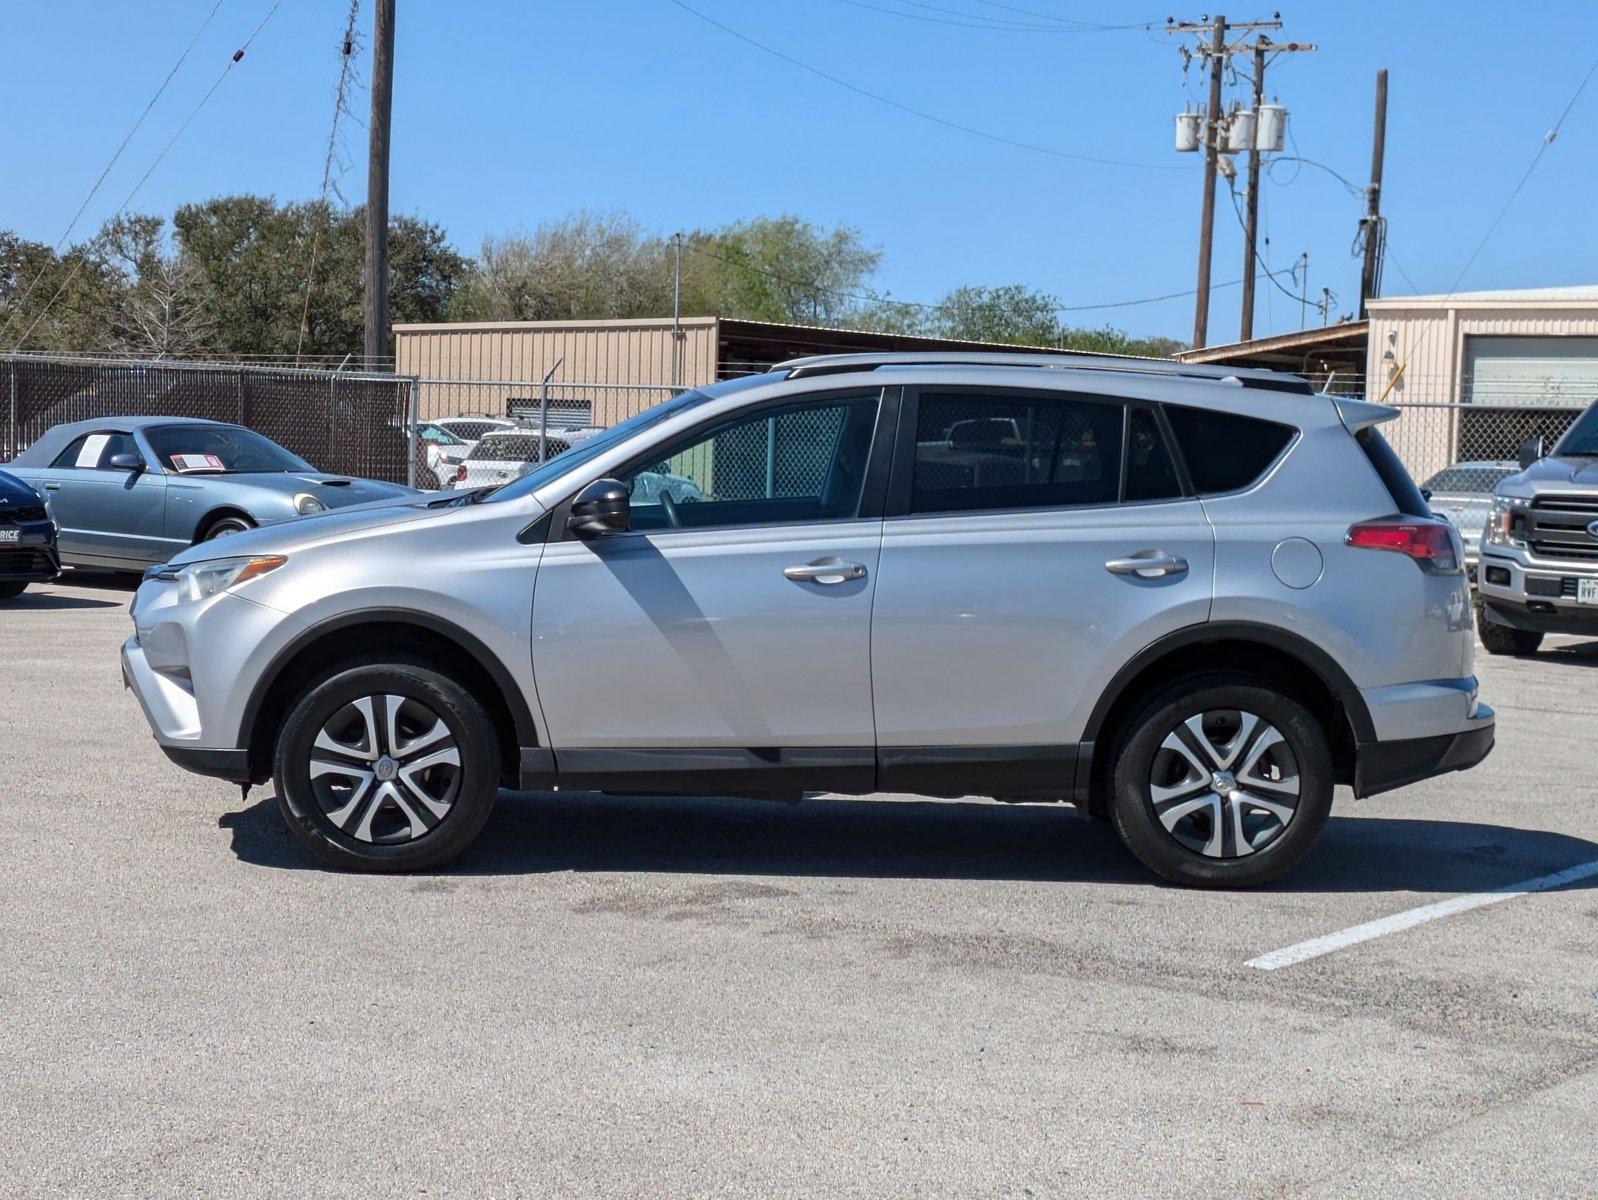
[
  {"x1": 1463, "y1": 335, "x2": 1598, "y2": 406},
  {"x1": 1458, "y1": 336, "x2": 1596, "y2": 461}
]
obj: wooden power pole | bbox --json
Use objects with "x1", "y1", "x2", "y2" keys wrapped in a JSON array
[
  {"x1": 1192, "y1": 14, "x2": 1227, "y2": 350},
  {"x1": 364, "y1": 0, "x2": 396, "y2": 366},
  {"x1": 1358, "y1": 69, "x2": 1389, "y2": 318},
  {"x1": 1238, "y1": 38, "x2": 1267, "y2": 342}
]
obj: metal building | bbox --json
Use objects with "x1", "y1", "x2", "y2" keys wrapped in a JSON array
[{"x1": 393, "y1": 316, "x2": 1080, "y2": 425}]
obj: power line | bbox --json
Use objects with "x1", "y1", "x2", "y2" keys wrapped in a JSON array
[
  {"x1": 831, "y1": 0, "x2": 1153, "y2": 33},
  {"x1": 0, "y1": 0, "x2": 227, "y2": 346},
  {"x1": 10, "y1": 0, "x2": 286, "y2": 352},
  {"x1": 665, "y1": 0, "x2": 1180, "y2": 170},
  {"x1": 966, "y1": 0, "x2": 1158, "y2": 29},
  {"x1": 296, "y1": 0, "x2": 364, "y2": 363}
]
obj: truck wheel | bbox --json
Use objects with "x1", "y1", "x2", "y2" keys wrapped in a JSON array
[
  {"x1": 1476, "y1": 605, "x2": 1543, "y2": 656},
  {"x1": 1108, "y1": 674, "x2": 1334, "y2": 888},
  {"x1": 273, "y1": 659, "x2": 499, "y2": 871}
]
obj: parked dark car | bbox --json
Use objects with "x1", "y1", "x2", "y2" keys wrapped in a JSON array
[
  {"x1": 5, "y1": 417, "x2": 421, "y2": 572},
  {"x1": 0, "y1": 467, "x2": 60, "y2": 598}
]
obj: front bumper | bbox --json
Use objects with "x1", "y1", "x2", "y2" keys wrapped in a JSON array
[
  {"x1": 1477, "y1": 549, "x2": 1598, "y2": 634},
  {"x1": 0, "y1": 532, "x2": 60, "y2": 581}
]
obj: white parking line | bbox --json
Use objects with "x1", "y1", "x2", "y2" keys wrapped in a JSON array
[{"x1": 1246, "y1": 857, "x2": 1598, "y2": 971}]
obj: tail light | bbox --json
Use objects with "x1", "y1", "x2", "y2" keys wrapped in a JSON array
[
  {"x1": 1346, "y1": 518, "x2": 1459, "y2": 574},
  {"x1": 454, "y1": 464, "x2": 467, "y2": 484}
]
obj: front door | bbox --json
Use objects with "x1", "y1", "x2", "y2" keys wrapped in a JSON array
[
  {"x1": 530, "y1": 390, "x2": 891, "y2": 793},
  {"x1": 870, "y1": 387, "x2": 1215, "y2": 795},
  {"x1": 42, "y1": 431, "x2": 168, "y2": 565}
]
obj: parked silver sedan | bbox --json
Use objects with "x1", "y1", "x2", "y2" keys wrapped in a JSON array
[
  {"x1": 5, "y1": 416, "x2": 420, "y2": 572},
  {"x1": 1420, "y1": 460, "x2": 1519, "y2": 576}
]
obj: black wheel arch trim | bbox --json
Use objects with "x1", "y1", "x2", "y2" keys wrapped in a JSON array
[
  {"x1": 1081, "y1": 620, "x2": 1376, "y2": 746},
  {"x1": 241, "y1": 607, "x2": 540, "y2": 753}
]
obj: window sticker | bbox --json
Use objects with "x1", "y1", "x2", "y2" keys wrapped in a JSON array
[
  {"x1": 75, "y1": 433, "x2": 110, "y2": 468},
  {"x1": 170, "y1": 453, "x2": 227, "y2": 474}
]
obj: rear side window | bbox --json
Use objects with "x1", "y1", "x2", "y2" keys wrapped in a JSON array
[
  {"x1": 1356, "y1": 428, "x2": 1431, "y2": 517},
  {"x1": 909, "y1": 391, "x2": 1123, "y2": 515},
  {"x1": 1125, "y1": 406, "x2": 1182, "y2": 502},
  {"x1": 1165, "y1": 405, "x2": 1294, "y2": 495}
]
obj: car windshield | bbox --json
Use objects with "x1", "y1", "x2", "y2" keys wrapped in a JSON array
[
  {"x1": 1556, "y1": 404, "x2": 1598, "y2": 455},
  {"x1": 480, "y1": 377, "x2": 777, "y2": 503},
  {"x1": 143, "y1": 424, "x2": 314, "y2": 474},
  {"x1": 1421, "y1": 465, "x2": 1516, "y2": 495},
  {"x1": 420, "y1": 425, "x2": 465, "y2": 446}
]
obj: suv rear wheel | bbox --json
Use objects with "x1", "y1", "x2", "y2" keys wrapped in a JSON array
[
  {"x1": 273, "y1": 659, "x2": 499, "y2": 871},
  {"x1": 1108, "y1": 675, "x2": 1334, "y2": 888}
]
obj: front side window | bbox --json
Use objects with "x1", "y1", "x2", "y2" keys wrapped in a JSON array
[
  {"x1": 618, "y1": 394, "x2": 880, "y2": 532},
  {"x1": 50, "y1": 431, "x2": 138, "y2": 470},
  {"x1": 909, "y1": 391, "x2": 1124, "y2": 515}
]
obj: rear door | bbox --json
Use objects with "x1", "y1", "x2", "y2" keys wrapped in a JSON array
[
  {"x1": 41, "y1": 431, "x2": 169, "y2": 565},
  {"x1": 869, "y1": 386, "x2": 1215, "y2": 793}
]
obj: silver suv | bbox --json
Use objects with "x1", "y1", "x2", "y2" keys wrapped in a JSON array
[
  {"x1": 121, "y1": 353, "x2": 1494, "y2": 887},
  {"x1": 1475, "y1": 405, "x2": 1598, "y2": 655}
]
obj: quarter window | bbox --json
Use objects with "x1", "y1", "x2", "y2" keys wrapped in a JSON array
[
  {"x1": 1164, "y1": 405, "x2": 1295, "y2": 495},
  {"x1": 908, "y1": 392, "x2": 1123, "y2": 515},
  {"x1": 618, "y1": 395, "x2": 880, "y2": 532}
]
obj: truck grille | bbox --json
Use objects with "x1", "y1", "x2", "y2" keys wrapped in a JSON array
[{"x1": 1527, "y1": 494, "x2": 1598, "y2": 561}]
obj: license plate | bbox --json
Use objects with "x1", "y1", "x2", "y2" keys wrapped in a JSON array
[
  {"x1": 0, "y1": 529, "x2": 17, "y2": 543},
  {"x1": 1578, "y1": 578, "x2": 1598, "y2": 606}
]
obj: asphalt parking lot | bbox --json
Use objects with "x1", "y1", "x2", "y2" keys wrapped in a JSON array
[{"x1": 2, "y1": 574, "x2": 1595, "y2": 1198}]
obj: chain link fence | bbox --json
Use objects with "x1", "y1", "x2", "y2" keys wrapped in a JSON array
[
  {"x1": 415, "y1": 377, "x2": 677, "y2": 429},
  {"x1": 1, "y1": 354, "x2": 420, "y2": 485}
]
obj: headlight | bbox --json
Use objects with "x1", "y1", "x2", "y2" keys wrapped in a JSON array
[
  {"x1": 1485, "y1": 495, "x2": 1529, "y2": 548},
  {"x1": 293, "y1": 492, "x2": 326, "y2": 515},
  {"x1": 173, "y1": 555, "x2": 286, "y2": 603}
]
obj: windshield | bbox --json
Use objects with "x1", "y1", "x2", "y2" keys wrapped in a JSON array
[
  {"x1": 1556, "y1": 404, "x2": 1598, "y2": 455},
  {"x1": 1422, "y1": 465, "x2": 1516, "y2": 495},
  {"x1": 481, "y1": 381, "x2": 767, "y2": 503},
  {"x1": 144, "y1": 424, "x2": 314, "y2": 474}
]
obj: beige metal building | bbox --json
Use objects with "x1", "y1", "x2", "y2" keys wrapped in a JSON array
[{"x1": 394, "y1": 316, "x2": 1079, "y2": 425}]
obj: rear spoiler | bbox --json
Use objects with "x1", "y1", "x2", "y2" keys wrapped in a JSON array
[{"x1": 1332, "y1": 396, "x2": 1400, "y2": 433}]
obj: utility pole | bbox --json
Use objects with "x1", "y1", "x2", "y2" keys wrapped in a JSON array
[
  {"x1": 1192, "y1": 15, "x2": 1226, "y2": 350},
  {"x1": 1168, "y1": 15, "x2": 1312, "y2": 347},
  {"x1": 1358, "y1": 68, "x2": 1389, "y2": 318},
  {"x1": 1237, "y1": 35, "x2": 1315, "y2": 341},
  {"x1": 363, "y1": 0, "x2": 395, "y2": 367},
  {"x1": 1238, "y1": 35, "x2": 1267, "y2": 343},
  {"x1": 671, "y1": 232, "x2": 683, "y2": 388}
]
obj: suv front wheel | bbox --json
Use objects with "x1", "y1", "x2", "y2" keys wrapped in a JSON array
[
  {"x1": 1108, "y1": 675, "x2": 1334, "y2": 888},
  {"x1": 273, "y1": 658, "x2": 500, "y2": 871}
]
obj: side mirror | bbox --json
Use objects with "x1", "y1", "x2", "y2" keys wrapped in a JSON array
[
  {"x1": 106, "y1": 452, "x2": 144, "y2": 473},
  {"x1": 1516, "y1": 435, "x2": 1545, "y2": 471},
  {"x1": 568, "y1": 477, "x2": 630, "y2": 538}
]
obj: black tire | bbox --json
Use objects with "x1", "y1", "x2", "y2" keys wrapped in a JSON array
[
  {"x1": 0, "y1": 581, "x2": 28, "y2": 599},
  {"x1": 200, "y1": 515, "x2": 254, "y2": 542},
  {"x1": 273, "y1": 658, "x2": 499, "y2": 871},
  {"x1": 1476, "y1": 604, "x2": 1543, "y2": 656},
  {"x1": 1108, "y1": 674, "x2": 1334, "y2": 888}
]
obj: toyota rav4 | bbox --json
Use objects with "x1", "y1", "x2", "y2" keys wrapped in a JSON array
[{"x1": 121, "y1": 353, "x2": 1494, "y2": 887}]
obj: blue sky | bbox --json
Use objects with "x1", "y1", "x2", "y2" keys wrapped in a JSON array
[{"x1": 8, "y1": 1, "x2": 1598, "y2": 343}]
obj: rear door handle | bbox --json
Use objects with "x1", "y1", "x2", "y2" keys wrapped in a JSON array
[
  {"x1": 44, "y1": 482, "x2": 61, "y2": 491},
  {"x1": 1105, "y1": 551, "x2": 1188, "y2": 579},
  {"x1": 784, "y1": 557, "x2": 867, "y2": 585}
]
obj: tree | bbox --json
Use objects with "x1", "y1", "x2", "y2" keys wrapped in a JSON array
[
  {"x1": 171, "y1": 195, "x2": 468, "y2": 358},
  {"x1": 681, "y1": 215, "x2": 881, "y2": 326},
  {"x1": 451, "y1": 211, "x2": 671, "y2": 322},
  {"x1": 95, "y1": 214, "x2": 217, "y2": 357},
  {"x1": 0, "y1": 231, "x2": 120, "y2": 353},
  {"x1": 918, "y1": 284, "x2": 1063, "y2": 345}
]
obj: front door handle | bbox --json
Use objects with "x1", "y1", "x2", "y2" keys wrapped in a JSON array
[
  {"x1": 1105, "y1": 551, "x2": 1188, "y2": 579},
  {"x1": 784, "y1": 557, "x2": 867, "y2": 585}
]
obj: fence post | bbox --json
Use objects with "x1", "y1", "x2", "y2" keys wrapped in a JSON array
[
  {"x1": 406, "y1": 376, "x2": 419, "y2": 489},
  {"x1": 236, "y1": 368, "x2": 249, "y2": 426},
  {"x1": 7, "y1": 359, "x2": 16, "y2": 459}
]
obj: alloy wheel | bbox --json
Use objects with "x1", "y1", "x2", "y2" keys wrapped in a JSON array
[
  {"x1": 308, "y1": 694, "x2": 462, "y2": 844},
  {"x1": 1147, "y1": 709, "x2": 1301, "y2": 859}
]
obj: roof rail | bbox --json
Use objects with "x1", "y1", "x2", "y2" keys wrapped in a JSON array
[{"x1": 773, "y1": 351, "x2": 1312, "y2": 394}]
